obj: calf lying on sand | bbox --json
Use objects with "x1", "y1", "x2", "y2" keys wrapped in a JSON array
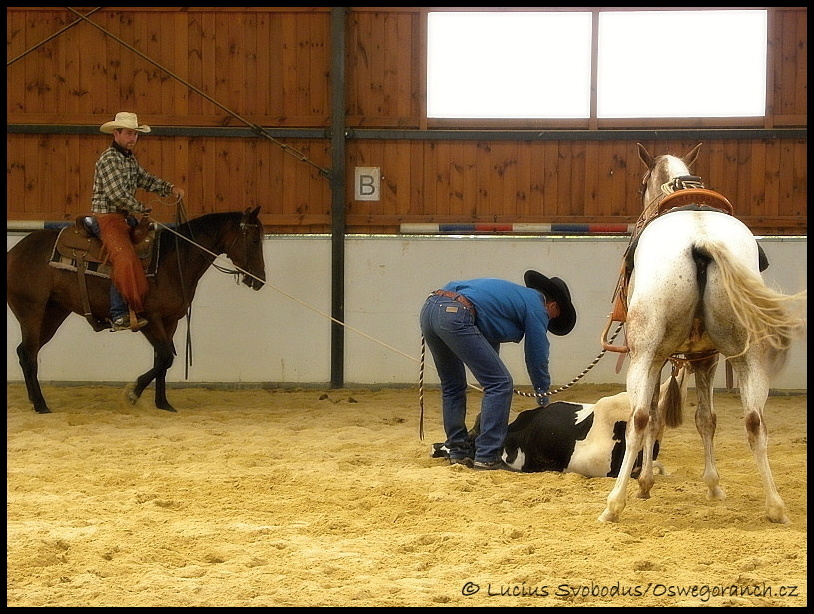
[{"x1": 432, "y1": 367, "x2": 688, "y2": 478}]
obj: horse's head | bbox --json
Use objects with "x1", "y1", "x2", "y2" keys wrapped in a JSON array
[
  {"x1": 638, "y1": 143, "x2": 703, "y2": 215},
  {"x1": 225, "y1": 206, "x2": 266, "y2": 291}
]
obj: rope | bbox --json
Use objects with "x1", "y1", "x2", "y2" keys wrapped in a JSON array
[
  {"x1": 150, "y1": 215, "x2": 421, "y2": 368},
  {"x1": 63, "y1": 7, "x2": 331, "y2": 178},
  {"x1": 512, "y1": 320, "x2": 624, "y2": 399},
  {"x1": 148, "y1": 202, "x2": 629, "y2": 441},
  {"x1": 175, "y1": 199, "x2": 195, "y2": 377},
  {"x1": 7, "y1": 7, "x2": 103, "y2": 67},
  {"x1": 144, "y1": 195, "x2": 197, "y2": 377},
  {"x1": 418, "y1": 337, "x2": 425, "y2": 441},
  {"x1": 661, "y1": 175, "x2": 705, "y2": 195}
]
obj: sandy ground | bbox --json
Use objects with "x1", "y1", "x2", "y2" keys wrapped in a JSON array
[{"x1": 6, "y1": 381, "x2": 807, "y2": 607}]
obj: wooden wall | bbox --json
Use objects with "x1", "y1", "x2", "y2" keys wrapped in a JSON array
[{"x1": 6, "y1": 7, "x2": 807, "y2": 235}]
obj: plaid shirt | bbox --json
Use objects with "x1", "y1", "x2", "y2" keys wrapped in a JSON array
[{"x1": 91, "y1": 142, "x2": 173, "y2": 214}]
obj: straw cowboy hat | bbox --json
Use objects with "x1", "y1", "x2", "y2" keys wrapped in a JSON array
[
  {"x1": 524, "y1": 270, "x2": 577, "y2": 336},
  {"x1": 100, "y1": 112, "x2": 151, "y2": 134}
]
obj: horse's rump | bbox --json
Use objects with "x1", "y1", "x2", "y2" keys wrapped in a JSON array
[{"x1": 630, "y1": 211, "x2": 805, "y2": 371}]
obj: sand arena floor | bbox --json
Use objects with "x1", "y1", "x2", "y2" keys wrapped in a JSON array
[{"x1": 7, "y1": 382, "x2": 807, "y2": 607}]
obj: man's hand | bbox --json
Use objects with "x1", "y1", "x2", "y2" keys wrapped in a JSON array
[{"x1": 171, "y1": 185, "x2": 185, "y2": 200}]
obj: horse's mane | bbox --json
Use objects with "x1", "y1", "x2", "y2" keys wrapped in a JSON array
[{"x1": 156, "y1": 211, "x2": 242, "y2": 257}]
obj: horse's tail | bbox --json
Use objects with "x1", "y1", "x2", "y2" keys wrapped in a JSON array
[
  {"x1": 694, "y1": 238, "x2": 807, "y2": 374},
  {"x1": 661, "y1": 363, "x2": 688, "y2": 429}
]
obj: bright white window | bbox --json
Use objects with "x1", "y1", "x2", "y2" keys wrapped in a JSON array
[
  {"x1": 427, "y1": 9, "x2": 768, "y2": 119},
  {"x1": 597, "y1": 10, "x2": 767, "y2": 118},
  {"x1": 427, "y1": 11, "x2": 593, "y2": 118}
]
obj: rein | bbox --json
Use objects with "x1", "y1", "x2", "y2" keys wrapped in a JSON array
[
  {"x1": 640, "y1": 174, "x2": 705, "y2": 224},
  {"x1": 150, "y1": 200, "x2": 258, "y2": 378},
  {"x1": 171, "y1": 199, "x2": 194, "y2": 378}
]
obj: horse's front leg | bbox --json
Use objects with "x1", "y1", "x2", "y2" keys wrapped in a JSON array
[
  {"x1": 636, "y1": 396, "x2": 663, "y2": 499},
  {"x1": 600, "y1": 360, "x2": 660, "y2": 522},
  {"x1": 599, "y1": 414, "x2": 647, "y2": 522},
  {"x1": 152, "y1": 344, "x2": 177, "y2": 412},
  {"x1": 129, "y1": 339, "x2": 176, "y2": 412},
  {"x1": 693, "y1": 357, "x2": 726, "y2": 502}
]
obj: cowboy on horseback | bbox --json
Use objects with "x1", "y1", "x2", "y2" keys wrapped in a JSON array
[{"x1": 92, "y1": 112, "x2": 185, "y2": 331}]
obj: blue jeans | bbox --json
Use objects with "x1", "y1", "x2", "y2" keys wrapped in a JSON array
[
  {"x1": 420, "y1": 293, "x2": 513, "y2": 463},
  {"x1": 109, "y1": 284, "x2": 128, "y2": 320}
]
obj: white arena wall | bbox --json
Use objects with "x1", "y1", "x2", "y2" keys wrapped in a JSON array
[{"x1": 7, "y1": 233, "x2": 807, "y2": 390}]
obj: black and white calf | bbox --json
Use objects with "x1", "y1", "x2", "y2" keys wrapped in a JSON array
[{"x1": 432, "y1": 367, "x2": 687, "y2": 478}]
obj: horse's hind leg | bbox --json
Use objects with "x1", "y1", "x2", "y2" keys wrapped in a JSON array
[
  {"x1": 16, "y1": 343, "x2": 49, "y2": 413},
  {"x1": 731, "y1": 355, "x2": 789, "y2": 524},
  {"x1": 693, "y1": 354, "x2": 726, "y2": 502},
  {"x1": 14, "y1": 303, "x2": 71, "y2": 414}
]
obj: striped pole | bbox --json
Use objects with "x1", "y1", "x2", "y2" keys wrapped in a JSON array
[
  {"x1": 400, "y1": 223, "x2": 634, "y2": 235},
  {"x1": 7, "y1": 220, "x2": 179, "y2": 231},
  {"x1": 7, "y1": 220, "x2": 76, "y2": 231}
]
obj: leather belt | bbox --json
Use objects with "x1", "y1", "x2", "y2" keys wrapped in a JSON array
[{"x1": 432, "y1": 289, "x2": 476, "y2": 316}]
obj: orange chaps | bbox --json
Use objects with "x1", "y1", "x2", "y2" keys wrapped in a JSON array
[{"x1": 96, "y1": 213, "x2": 148, "y2": 313}]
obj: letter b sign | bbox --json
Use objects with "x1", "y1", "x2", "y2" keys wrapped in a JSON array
[{"x1": 354, "y1": 167, "x2": 380, "y2": 201}]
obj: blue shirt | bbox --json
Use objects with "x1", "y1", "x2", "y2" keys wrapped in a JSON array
[{"x1": 441, "y1": 278, "x2": 552, "y2": 397}]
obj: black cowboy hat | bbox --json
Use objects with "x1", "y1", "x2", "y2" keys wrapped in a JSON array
[{"x1": 524, "y1": 270, "x2": 577, "y2": 336}]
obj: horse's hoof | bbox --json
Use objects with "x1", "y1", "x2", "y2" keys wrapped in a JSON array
[
  {"x1": 157, "y1": 404, "x2": 177, "y2": 413},
  {"x1": 598, "y1": 509, "x2": 618, "y2": 523},
  {"x1": 122, "y1": 383, "x2": 141, "y2": 406},
  {"x1": 767, "y1": 502, "x2": 790, "y2": 525},
  {"x1": 34, "y1": 407, "x2": 52, "y2": 414},
  {"x1": 706, "y1": 486, "x2": 726, "y2": 502}
]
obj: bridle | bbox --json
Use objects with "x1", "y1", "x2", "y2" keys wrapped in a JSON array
[
  {"x1": 212, "y1": 214, "x2": 260, "y2": 284},
  {"x1": 216, "y1": 217, "x2": 261, "y2": 281}
]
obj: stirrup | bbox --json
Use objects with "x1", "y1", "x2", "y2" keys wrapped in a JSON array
[{"x1": 601, "y1": 314, "x2": 628, "y2": 353}]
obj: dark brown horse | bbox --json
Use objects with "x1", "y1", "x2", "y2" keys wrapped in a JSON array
[{"x1": 7, "y1": 206, "x2": 266, "y2": 414}]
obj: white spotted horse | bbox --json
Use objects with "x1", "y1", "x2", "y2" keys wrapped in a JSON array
[{"x1": 598, "y1": 144, "x2": 806, "y2": 524}]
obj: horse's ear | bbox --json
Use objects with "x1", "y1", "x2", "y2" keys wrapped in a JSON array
[
  {"x1": 637, "y1": 143, "x2": 654, "y2": 169},
  {"x1": 242, "y1": 206, "x2": 261, "y2": 220},
  {"x1": 683, "y1": 143, "x2": 703, "y2": 168}
]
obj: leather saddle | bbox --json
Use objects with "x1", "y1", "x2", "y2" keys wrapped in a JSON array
[
  {"x1": 50, "y1": 215, "x2": 160, "y2": 332},
  {"x1": 53, "y1": 215, "x2": 157, "y2": 270}
]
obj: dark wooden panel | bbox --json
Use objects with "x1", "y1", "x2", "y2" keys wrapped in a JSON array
[{"x1": 5, "y1": 7, "x2": 808, "y2": 236}]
